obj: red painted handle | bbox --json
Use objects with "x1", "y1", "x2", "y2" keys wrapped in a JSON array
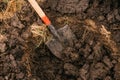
[
  {"x1": 41, "y1": 16, "x2": 51, "y2": 26},
  {"x1": 28, "y1": 0, "x2": 51, "y2": 25}
]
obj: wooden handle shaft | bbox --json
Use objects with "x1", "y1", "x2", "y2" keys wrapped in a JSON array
[{"x1": 28, "y1": 0, "x2": 51, "y2": 25}]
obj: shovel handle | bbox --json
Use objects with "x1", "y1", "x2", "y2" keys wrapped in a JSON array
[{"x1": 28, "y1": 0, "x2": 51, "y2": 25}]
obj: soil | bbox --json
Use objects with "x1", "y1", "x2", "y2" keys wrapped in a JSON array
[{"x1": 0, "y1": 0, "x2": 120, "y2": 80}]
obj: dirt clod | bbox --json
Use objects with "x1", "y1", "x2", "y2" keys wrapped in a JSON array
[
  {"x1": 114, "y1": 62, "x2": 120, "y2": 79},
  {"x1": 64, "y1": 63, "x2": 79, "y2": 76},
  {"x1": 47, "y1": 0, "x2": 89, "y2": 14},
  {"x1": 90, "y1": 63, "x2": 108, "y2": 79},
  {"x1": 0, "y1": 0, "x2": 120, "y2": 80},
  {"x1": 0, "y1": 43, "x2": 7, "y2": 53}
]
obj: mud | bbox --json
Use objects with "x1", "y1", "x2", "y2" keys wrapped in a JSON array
[{"x1": 0, "y1": 0, "x2": 120, "y2": 80}]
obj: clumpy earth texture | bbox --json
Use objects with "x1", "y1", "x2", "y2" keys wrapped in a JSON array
[{"x1": 0, "y1": 0, "x2": 120, "y2": 80}]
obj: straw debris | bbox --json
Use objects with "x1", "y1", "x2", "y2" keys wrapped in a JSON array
[
  {"x1": 0, "y1": 0, "x2": 25, "y2": 20},
  {"x1": 85, "y1": 19, "x2": 118, "y2": 55}
]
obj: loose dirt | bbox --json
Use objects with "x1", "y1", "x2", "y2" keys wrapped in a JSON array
[{"x1": 0, "y1": 0, "x2": 120, "y2": 80}]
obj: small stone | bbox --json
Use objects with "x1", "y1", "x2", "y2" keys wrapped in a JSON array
[{"x1": 0, "y1": 43, "x2": 7, "y2": 53}]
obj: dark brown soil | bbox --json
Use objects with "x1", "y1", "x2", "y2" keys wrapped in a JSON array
[{"x1": 0, "y1": 0, "x2": 120, "y2": 80}]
